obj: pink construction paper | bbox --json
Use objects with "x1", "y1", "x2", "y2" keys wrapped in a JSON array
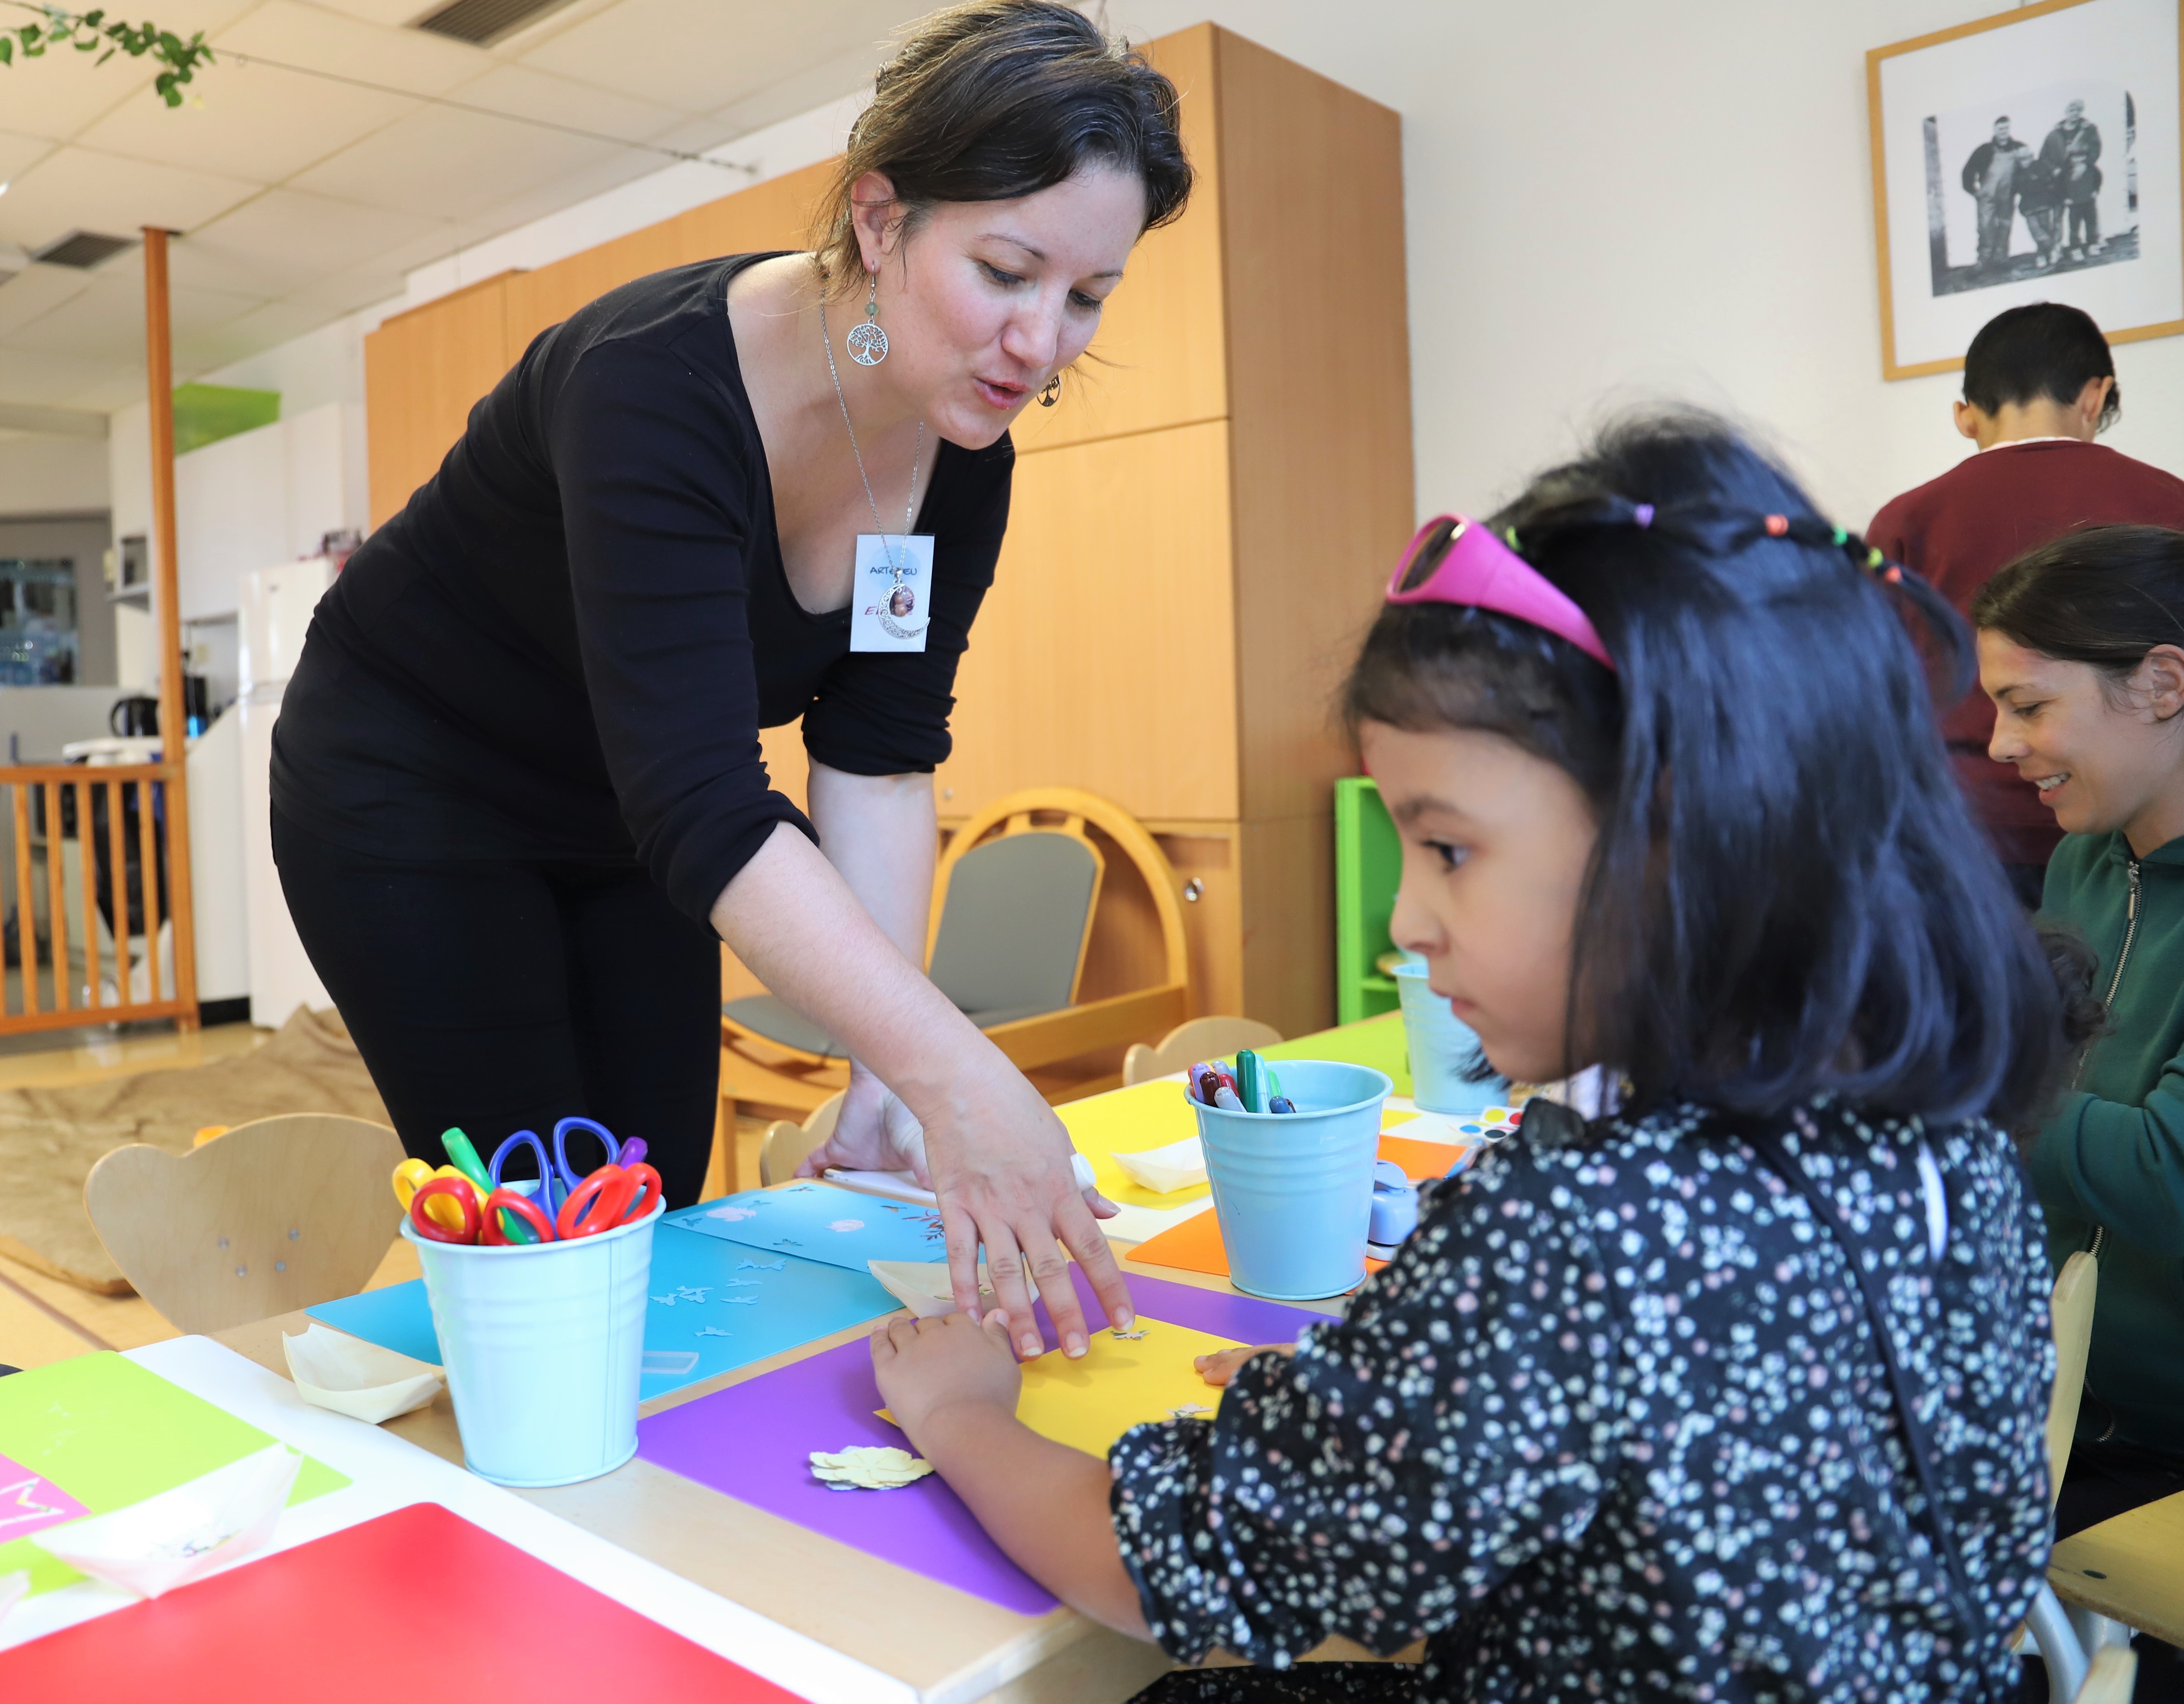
[
  {"x1": 0, "y1": 1453, "x2": 89, "y2": 1542},
  {"x1": 635, "y1": 1268, "x2": 1326, "y2": 1614}
]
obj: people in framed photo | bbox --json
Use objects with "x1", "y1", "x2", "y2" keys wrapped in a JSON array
[{"x1": 1869, "y1": 0, "x2": 2182, "y2": 377}]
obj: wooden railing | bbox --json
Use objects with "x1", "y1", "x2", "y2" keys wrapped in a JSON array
[{"x1": 0, "y1": 763, "x2": 197, "y2": 1033}]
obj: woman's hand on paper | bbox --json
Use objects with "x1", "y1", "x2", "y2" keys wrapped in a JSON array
[
  {"x1": 796, "y1": 1062, "x2": 925, "y2": 1182},
  {"x1": 871, "y1": 1311, "x2": 1021, "y2": 1441},
  {"x1": 1194, "y1": 1343, "x2": 1295, "y2": 1387}
]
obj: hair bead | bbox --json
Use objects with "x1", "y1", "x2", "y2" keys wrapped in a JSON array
[
  {"x1": 1764, "y1": 514, "x2": 1789, "y2": 537},
  {"x1": 1633, "y1": 503, "x2": 1655, "y2": 529}
]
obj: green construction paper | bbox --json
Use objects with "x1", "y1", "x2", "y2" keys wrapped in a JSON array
[
  {"x1": 1266, "y1": 1013, "x2": 1412, "y2": 1098},
  {"x1": 0, "y1": 1353, "x2": 347, "y2": 1595}
]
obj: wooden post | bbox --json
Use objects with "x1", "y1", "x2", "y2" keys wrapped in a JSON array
[{"x1": 142, "y1": 227, "x2": 199, "y2": 1031}]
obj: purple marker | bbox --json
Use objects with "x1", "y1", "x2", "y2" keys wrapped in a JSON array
[{"x1": 620, "y1": 1138, "x2": 648, "y2": 1168}]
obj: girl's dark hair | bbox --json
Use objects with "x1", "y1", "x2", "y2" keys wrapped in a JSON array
[
  {"x1": 1344, "y1": 410, "x2": 2063, "y2": 1128},
  {"x1": 1963, "y1": 302, "x2": 2120, "y2": 432},
  {"x1": 812, "y1": 0, "x2": 1193, "y2": 296},
  {"x1": 1971, "y1": 524, "x2": 2184, "y2": 689}
]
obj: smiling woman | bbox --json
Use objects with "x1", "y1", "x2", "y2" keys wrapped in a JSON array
[
  {"x1": 265, "y1": 0, "x2": 1190, "y2": 1361},
  {"x1": 1972, "y1": 525, "x2": 2184, "y2": 1540}
]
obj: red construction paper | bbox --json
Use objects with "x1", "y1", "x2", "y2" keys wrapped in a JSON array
[{"x1": 0, "y1": 1501, "x2": 807, "y2": 1702}]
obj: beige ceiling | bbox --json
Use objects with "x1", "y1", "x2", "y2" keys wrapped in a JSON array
[{"x1": 0, "y1": 0, "x2": 907, "y2": 414}]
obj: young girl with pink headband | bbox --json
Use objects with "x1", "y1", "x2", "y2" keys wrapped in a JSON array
[{"x1": 872, "y1": 412, "x2": 2067, "y2": 1702}]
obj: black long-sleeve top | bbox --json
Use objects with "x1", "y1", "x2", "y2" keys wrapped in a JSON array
[{"x1": 272, "y1": 254, "x2": 1011, "y2": 920}]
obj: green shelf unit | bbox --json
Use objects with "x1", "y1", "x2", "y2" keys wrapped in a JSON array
[
  {"x1": 171, "y1": 384, "x2": 280, "y2": 456},
  {"x1": 1334, "y1": 776, "x2": 1403, "y2": 1027}
]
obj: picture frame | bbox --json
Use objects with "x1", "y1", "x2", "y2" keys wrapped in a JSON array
[{"x1": 1868, "y1": 0, "x2": 2184, "y2": 378}]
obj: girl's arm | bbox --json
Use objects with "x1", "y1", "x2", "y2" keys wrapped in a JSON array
[
  {"x1": 872, "y1": 1313, "x2": 1151, "y2": 1636},
  {"x1": 713, "y1": 822, "x2": 1134, "y2": 1358}
]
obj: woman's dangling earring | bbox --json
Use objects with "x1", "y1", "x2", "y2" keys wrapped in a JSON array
[
  {"x1": 846, "y1": 268, "x2": 888, "y2": 366},
  {"x1": 1037, "y1": 373, "x2": 1062, "y2": 408}
]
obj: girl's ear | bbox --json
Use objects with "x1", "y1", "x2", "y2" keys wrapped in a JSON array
[{"x1": 2138, "y1": 643, "x2": 2184, "y2": 721}]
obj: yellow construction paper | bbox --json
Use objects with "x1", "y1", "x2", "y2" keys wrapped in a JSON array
[{"x1": 880, "y1": 1315, "x2": 1242, "y2": 1456}]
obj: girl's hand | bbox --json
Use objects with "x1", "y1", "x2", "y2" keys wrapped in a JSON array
[
  {"x1": 1194, "y1": 1343, "x2": 1295, "y2": 1387},
  {"x1": 872, "y1": 1311, "x2": 1022, "y2": 1442}
]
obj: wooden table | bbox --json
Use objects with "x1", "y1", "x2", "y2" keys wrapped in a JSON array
[{"x1": 213, "y1": 1233, "x2": 1366, "y2": 1704}]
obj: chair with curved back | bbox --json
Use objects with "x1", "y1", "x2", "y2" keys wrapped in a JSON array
[
  {"x1": 758, "y1": 1091, "x2": 845, "y2": 1188},
  {"x1": 83, "y1": 1112, "x2": 405, "y2": 1336},
  {"x1": 715, "y1": 788, "x2": 1192, "y2": 1189},
  {"x1": 1123, "y1": 1016, "x2": 1284, "y2": 1087}
]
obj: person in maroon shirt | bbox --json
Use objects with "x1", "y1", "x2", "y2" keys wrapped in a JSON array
[{"x1": 1870, "y1": 303, "x2": 2184, "y2": 902}]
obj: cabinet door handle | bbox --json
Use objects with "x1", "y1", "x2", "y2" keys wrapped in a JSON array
[{"x1": 1182, "y1": 878, "x2": 1204, "y2": 903}]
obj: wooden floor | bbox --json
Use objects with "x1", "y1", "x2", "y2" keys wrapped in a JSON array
[{"x1": 0, "y1": 1036, "x2": 774, "y2": 1373}]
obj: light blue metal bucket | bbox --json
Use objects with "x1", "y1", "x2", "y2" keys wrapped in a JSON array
[
  {"x1": 1191, "y1": 1059, "x2": 1392, "y2": 1300},
  {"x1": 1391, "y1": 959, "x2": 1508, "y2": 1114},
  {"x1": 403, "y1": 1198, "x2": 661, "y2": 1487}
]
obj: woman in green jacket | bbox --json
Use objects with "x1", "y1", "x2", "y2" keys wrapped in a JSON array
[{"x1": 1974, "y1": 523, "x2": 2184, "y2": 1535}]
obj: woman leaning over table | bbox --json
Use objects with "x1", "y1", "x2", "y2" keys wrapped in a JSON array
[{"x1": 268, "y1": 0, "x2": 1191, "y2": 1357}]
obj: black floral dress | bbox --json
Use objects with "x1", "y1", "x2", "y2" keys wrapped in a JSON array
[{"x1": 1111, "y1": 1098, "x2": 2053, "y2": 1702}]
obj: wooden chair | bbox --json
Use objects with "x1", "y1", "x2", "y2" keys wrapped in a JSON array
[
  {"x1": 1123, "y1": 1016, "x2": 1284, "y2": 1086},
  {"x1": 2025, "y1": 1251, "x2": 2116, "y2": 1700},
  {"x1": 758, "y1": 1092, "x2": 845, "y2": 1188},
  {"x1": 83, "y1": 1113, "x2": 404, "y2": 1335},
  {"x1": 2076, "y1": 1647, "x2": 2137, "y2": 1704},
  {"x1": 717, "y1": 787, "x2": 1191, "y2": 1145}
]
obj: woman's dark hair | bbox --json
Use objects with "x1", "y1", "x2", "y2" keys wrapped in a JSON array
[
  {"x1": 812, "y1": 0, "x2": 1192, "y2": 295},
  {"x1": 1963, "y1": 302, "x2": 2120, "y2": 432},
  {"x1": 1971, "y1": 524, "x2": 2184, "y2": 692},
  {"x1": 1344, "y1": 410, "x2": 2064, "y2": 1128}
]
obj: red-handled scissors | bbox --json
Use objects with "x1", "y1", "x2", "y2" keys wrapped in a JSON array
[
  {"x1": 555, "y1": 1161, "x2": 661, "y2": 1239},
  {"x1": 409, "y1": 1176, "x2": 480, "y2": 1244},
  {"x1": 480, "y1": 1187, "x2": 556, "y2": 1246}
]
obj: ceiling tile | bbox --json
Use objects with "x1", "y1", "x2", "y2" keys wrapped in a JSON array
[
  {"x1": 0, "y1": 148, "x2": 264, "y2": 250},
  {"x1": 448, "y1": 61, "x2": 696, "y2": 142},
  {"x1": 214, "y1": 0, "x2": 491, "y2": 97},
  {"x1": 516, "y1": 0, "x2": 895, "y2": 113},
  {"x1": 0, "y1": 41, "x2": 157, "y2": 141},
  {"x1": 0, "y1": 130, "x2": 60, "y2": 185},
  {"x1": 0, "y1": 263, "x2": 92, "y2": 338},
  {"x1": 75, "y1": 49, "x2": 414, "y2": 182},
  {"x1": 0, "y1": 344, "x2": 123, "y2": 407},
  {"x1": 169, "y1": 188, "x2": 447, "y2": 298},
  {"x1": 175, "y1": 295, "x2": 341, "y2": 371},
  {"x1": 288, "y1": 101, "x2": 622, "y2": 222},
  {"x1": 9, "y1": 275, "x2": 265, "y2": 363}
]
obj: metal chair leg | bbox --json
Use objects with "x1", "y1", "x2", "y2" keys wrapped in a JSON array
[{"x1": 2031, "y1": 1579, "x2": 2091, "y2": 1702}]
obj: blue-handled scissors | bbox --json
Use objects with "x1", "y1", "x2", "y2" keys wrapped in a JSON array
[
  {"x1": 553, "y1": 1116, "x2": 621, "y2": 1205},
  {"x1": 487, "y1": 1129, "x2": 557, "y2": 1213}
]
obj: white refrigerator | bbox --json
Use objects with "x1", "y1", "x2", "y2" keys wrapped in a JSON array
[{"x1": 238, "y1": 557, "x2": 337, "y2": 1029}]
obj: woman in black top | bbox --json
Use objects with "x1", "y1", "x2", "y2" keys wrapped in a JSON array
[{"x1": 271, "y1": 0, "x2": 1191, "y2": 1355}]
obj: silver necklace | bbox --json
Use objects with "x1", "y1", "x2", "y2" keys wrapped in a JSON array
[{"x1": 820, "y1": 299, "x2": 922, "y2": 585}]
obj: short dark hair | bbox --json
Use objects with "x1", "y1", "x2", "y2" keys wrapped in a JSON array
[
  {"x1": 1963, "y1": 303, "x2": 2120, "y2": 431},
  {"x1": 1971, "y1": 523, "x2": 2184, "y2": 684},
  {"x1": 812, "y1": 0, "x2": 1193, "y2": 296},
  {"x1": 1343, "y1": 410, "x2": 2063, "y2": 1128}
]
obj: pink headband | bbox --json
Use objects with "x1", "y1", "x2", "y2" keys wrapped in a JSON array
[{"x1": 1384, "y1": 514, "x2": 1616, "y2": 672}]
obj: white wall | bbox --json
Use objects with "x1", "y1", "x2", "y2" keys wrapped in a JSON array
[
  {"x1": 1097, "y1": 0, "x2": 2184, "y2": 528},
  {"x1": 0, "y1": 434, "x2": 107, "y2": 517}
]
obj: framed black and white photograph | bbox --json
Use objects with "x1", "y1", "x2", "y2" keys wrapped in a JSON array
[{"x1": 1869, "y1": 0, "x2": 2184, "y2": 377}]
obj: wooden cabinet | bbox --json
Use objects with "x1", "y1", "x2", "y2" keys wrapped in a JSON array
[{"x1": 361, "y1": 24, "x2": 1410, "y2": 1041}]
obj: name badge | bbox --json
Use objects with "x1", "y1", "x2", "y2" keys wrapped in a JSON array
[{"x1": 848, "y1": 534, "x2": 936, "y2": 654}]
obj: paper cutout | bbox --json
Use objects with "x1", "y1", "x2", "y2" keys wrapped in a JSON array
[
  {"x1": 866, "y1": 1259, "x2": 991, "y2": 1319},
  {"x1": 637, "y1": 1267, "x2": 1325, "y2": 1615},
  {"x1": 0, "y1": 1570, "x2": 25, "y2": 1627},
  {"x1": 641, "y1": 1350, "x2": 699, "y2": 1376},
  {"x1": 810, "y1": 1446, "x2": 932, "y2": 1490},
  {"x1": 0, "y1": 1503, "x2": 807, "y2": 1700},
  {"x1": 0, "y1": 1354, "x2": 346, "y2": 1599},
  {"x1": 34, "y1": 1443, "x2": 302, "y2": 1600},
  {"x1": 0, "y1": 1456, "x2": 88, "y2": 1542},
  {"x1": 666, "y1": 1182, "x2": 948, "y2": 1271},
  {"x1": 280, "y1": 1324, "x2": 442, "y2": 1425},
  {"x1": 306, "y1": 1230, "x2": 898, "y2": 1399},
  {"x1": 1168, "y1": 1403, "x2": 1211, "y2": 1419},
  {"x1": 1113, "y1": 1135, "x2": 1207, "y2": 1194}
]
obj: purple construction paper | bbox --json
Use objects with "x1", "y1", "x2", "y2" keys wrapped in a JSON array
[{"x1": 635, "y1": 1268, "x2": 1330, "y2": 1614}]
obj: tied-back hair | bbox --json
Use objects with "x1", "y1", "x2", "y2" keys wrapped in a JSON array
[
  {"x1": 1971, "y1": 523, "x2": 2184, "y2": 685},
  {"x1": 1345, "y1": 411, "x2": 2064, "y2": 1128}
]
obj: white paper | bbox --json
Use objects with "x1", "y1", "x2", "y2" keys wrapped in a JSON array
[
  {"x1": 281, "y1": 1323, "x2": 444, "y2": 1425},
  {"x1": 866, "y1": 1259, "x2": 991, "y2": 1318},
  {"x1": 828, "y1": 1151, "x2": 1097, "y2": 1205},
  {"x1": 33, "y1": 1443, "x2": 301, "y2": 1599},
  {"x1": 1113, "y1": 1136, "x2": 1207, "y2": 1195}
]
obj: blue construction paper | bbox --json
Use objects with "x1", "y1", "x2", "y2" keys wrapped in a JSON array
[
  {"x1": 305, "y1": 1225, "x2": 900, "y2": 1399},
  {"x1": 663, "y1": 1180, "x2": 948, "y2": 1272}
]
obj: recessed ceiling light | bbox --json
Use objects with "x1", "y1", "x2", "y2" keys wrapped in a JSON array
[{"x1": 0, "y1": 183, "x2": 9, "y2": 197}]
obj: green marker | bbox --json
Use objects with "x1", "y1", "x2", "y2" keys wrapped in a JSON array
[{"x1": 1235, "y1": 1050, "x2": 1264, "y2": 1113}]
